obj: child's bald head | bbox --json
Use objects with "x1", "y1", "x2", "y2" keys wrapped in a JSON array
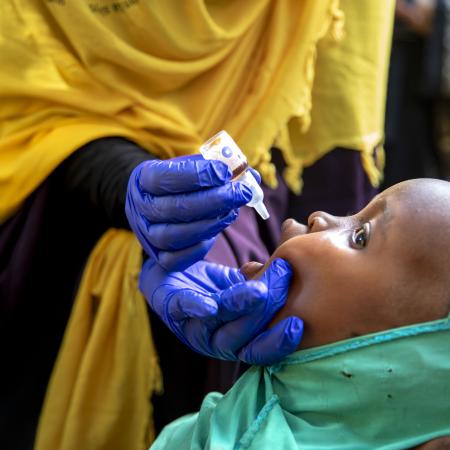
[{"x1": 386, "y1": 179, "x2": 450, "y2": 316}]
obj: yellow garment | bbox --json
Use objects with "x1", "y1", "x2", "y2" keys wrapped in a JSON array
[
  {"x1": 35, "y1": 230, "x2": 162, "y2": 450},
  {"x1": 277, "y1": 0, "x2": 395, "y2": 192},
  {"x1": 0, "y1": 0, "x2": 343, "y2": 220}
]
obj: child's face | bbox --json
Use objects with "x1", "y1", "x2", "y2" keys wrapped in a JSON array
[{"x1": 245, "y1": 179, "x2": 450, "y2": 349}]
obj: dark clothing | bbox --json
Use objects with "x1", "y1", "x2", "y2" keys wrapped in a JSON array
[
  {"x1": 382, "y1": 16, "x2": 442, "y2": 188},
  {"x1": 287, "y1": 148, "x2": 379, "y2": 224},
  {"x1": 0, "y1": 138, "x2": 152, "y2": 449}
]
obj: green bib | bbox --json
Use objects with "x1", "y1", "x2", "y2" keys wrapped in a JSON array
[{"x1": 152, "y1": 317, "x2": 450, "y2": 449}]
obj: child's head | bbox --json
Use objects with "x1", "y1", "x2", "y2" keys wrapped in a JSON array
[{"x1": 244, "y1": 178, "x2": 450, "y2": 349}]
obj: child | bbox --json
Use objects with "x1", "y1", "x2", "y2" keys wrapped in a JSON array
[{"x1": 151, "y1": 178, "x2": 450, "y2": 449}]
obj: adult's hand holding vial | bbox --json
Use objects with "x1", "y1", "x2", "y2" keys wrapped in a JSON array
[
  {"x1": 200, "y1": 131, "x2": 270, "y2": 220},
  {"x1": 126, "y1": 154, "x2": 252, "y2": 271},
  {"x1": 125, "y1": 131, "x2": 268, "y2": 271}
]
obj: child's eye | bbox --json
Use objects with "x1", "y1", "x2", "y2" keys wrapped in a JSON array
[{"x1": 351, "y1": 223, "x2": 370, "y2": 249}]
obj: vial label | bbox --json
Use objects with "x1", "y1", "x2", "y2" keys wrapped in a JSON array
[{"x1": 200, "y1": 131, "x2": 248, "y2": 179}]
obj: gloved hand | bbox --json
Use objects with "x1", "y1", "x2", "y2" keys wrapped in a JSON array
[
  {"x1": 139, "y1": 257, "x2": 304, "y2": 365},
  {"x1": 126, "y1": 155, "x2": 255, "y2": 271}
]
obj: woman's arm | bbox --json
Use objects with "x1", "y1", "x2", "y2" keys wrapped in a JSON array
[{"x1": 58, "y1": 136, "x2": 154, "y2": 229}]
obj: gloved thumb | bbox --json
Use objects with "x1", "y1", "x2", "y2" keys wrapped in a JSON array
[
  {"x1": 238, "y1": 316, "x2": 304, "y2": 366},
  {"x1": 258, "y1": 258, "x2": 293, "y2": 312},
  {"x1": 217, "y1": 280, "x2": 268, "y2": 322}
]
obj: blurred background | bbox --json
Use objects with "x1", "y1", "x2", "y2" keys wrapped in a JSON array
[{"x1": 383, "y1": 0, "x2": 450, "y2": 187}]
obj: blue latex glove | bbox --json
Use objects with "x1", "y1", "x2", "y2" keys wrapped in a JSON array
[
  {"x1": 139, "y1": 257, "x2": 304, "y2": 365},
  {"x1": 126, "y1": 155, "x2": 255, "y2": 271}
]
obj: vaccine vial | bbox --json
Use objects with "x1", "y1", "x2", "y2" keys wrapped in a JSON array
[{"x1": 200, "y1": 130, "x2": 270, "y2": 220}]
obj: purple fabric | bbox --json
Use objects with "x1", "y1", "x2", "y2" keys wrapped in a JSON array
[
  {"x1": 287, "y1": 148, "x2": 379, "y2": 224},
  {"x1": 206, "y1": 165, "x2": 289, "y2": 267},
  {"x1": 206, "y1": 207, "x2": 269, "y2": 267},
  {"x1": 0, "y1": 177, "x2": 111, "y2": 449}
]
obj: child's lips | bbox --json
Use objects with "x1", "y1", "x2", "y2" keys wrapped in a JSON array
[
  {"x1": 240, "y1": 261, "x2": 264, "y2": 279},
  {"x1": 241, "y1": 219, "x2": 308, "y2": 280},
  {"x1": 279, "y1": 219, "x2": 308, "y2": 246}
]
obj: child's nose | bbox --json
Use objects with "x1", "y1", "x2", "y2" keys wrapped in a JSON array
[{"x1": 307, "y1": 211, "x2": 338, "y2": 232}]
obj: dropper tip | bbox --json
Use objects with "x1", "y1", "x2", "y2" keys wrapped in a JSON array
[{"x1": 254, "y1": 201, "x2": 270, "y2": 220}]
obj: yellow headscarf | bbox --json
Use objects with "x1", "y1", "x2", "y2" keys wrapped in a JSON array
[
  {"x1": 1, "y1": 0, "x2": 346, "y2": 221},
  {"x1": 0, "y1": 1, "x2": 394, "y2": 449},
  {"x1": 278, "y1": 0, "x2": 395, "y2": 192}
]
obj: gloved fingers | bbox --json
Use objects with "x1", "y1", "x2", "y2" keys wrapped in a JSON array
[
  {"x1": 169, "y1": 260, "x2": 244, "y2": 293},
  {"x1": 157, "y1": 238, "x2": 216, "y2": 271},
  {"x1": 209, "y1": 261, "x2": 292, "y2": 356},
  {"x1": 170, "y1": 260, "x2": 246, "y2": 293},
  {"x1": 145, "y1": 209, "x2": 238, "y2": 251},
  {"x1": 217, "y1": 280, "x2": 268, "y2": 321},
  {"x1": 138, "y1": 182, "x2": 252, "y2": 223},
  {"x1": 202, "y1": 263, "x2": 246, "y2": 290},
  {"x1": 139, "y1": 258, "x2": 167, "y2": 316},
  {"x1": 167, "y1": 289, "x2": 218, "y2": 321},
  {"x1": 128, "y1": 216, "x2": 159, "y2": 260},
  {"x1": 126, "y1": 186, "x2": 158, "y2": 259},
  {"x1": 238, "y1": 316, "x2": 304, "y2": 366},
  {"x1": 169, "y1": 271, "x2": 270, "y2": 357},
  {"x1": 170, "y1": 154, "x2": 204, "y2": 162},
  {"x1": 258, "y1": 258, "x2": 293, "y2": 309},
  {"x1": 139, "y1": 259, "x2": 218, "y2": 320},
  {"x1": 209, "y1": 298, "x2": 271, "y2": 359},
  {"x1": 138, "y1": 159, "x2": 232, "y2": 195}
]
